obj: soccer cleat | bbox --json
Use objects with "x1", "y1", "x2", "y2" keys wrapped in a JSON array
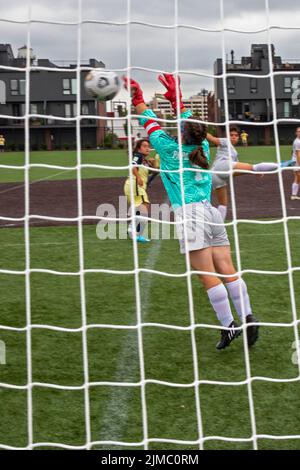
[
  {"x1": 291, "y1": 195, "x2": 300, "y2": 201},
  {"x1": 246, "y1": 314, "x2": 259, "y2": 347},
  {"x1": 216, "y1": 321, "x2": 241, "y2": 350},
  {"x1": 137, "y1": 235, "x2": 150, "y2": 243},
  {"x1": 281, "y1": 159, "x2": 296, "y2": 168}
]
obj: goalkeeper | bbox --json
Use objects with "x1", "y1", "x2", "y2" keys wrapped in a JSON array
[{"x1": 123, "y1": 74, "x2": 259, "y2": 350}]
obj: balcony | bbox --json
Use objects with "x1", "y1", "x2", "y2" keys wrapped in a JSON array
[{"x1": 227, "y1": 113, "x2": 269, "y2": 122}]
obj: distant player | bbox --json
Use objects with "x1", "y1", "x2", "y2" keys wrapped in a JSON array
[
  {"x1": 291, "y1": 127, "x2": 300, "y2": 200},
  {"x1": 124, "y1": 73, "x2": 259, "y2": 350},
  {"x1": 124, "y1": 139, "x2": 159, "y2": 242},
  {"x1": 241, "y1": 130, "x2": 248, "y2": 147},
  {"x1": 207, "y1": 128, "x2": 278, "y2": 220},
  {"x1": 0, "y1": 134, "x2": 5, "y2": 152}
]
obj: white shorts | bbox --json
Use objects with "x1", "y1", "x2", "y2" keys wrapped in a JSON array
[
  {"x1": 211, "y1": 159, "x2": 235, "y2": 190},
  {"x1": 174, "y1": 201, "x2": 230, "y2": 254}
]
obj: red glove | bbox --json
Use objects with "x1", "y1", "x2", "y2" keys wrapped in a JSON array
[
  {"x1": 123, "y1": 76, "x2": 145, "y2": 107},
  {"x1": 158, "y1": 73, "x2": 184, "y2": 113}
]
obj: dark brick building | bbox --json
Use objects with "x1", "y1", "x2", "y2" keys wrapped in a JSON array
[
  {"x1": 0, "y1": 44, "x2": 107, "y2": 150},
  {"x1": 214, "y1": 44, "x2": 300, "y2": 144}
]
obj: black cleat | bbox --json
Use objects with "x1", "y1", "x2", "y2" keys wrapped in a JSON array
[
  {"x1": 246, "y1": 314, "x2": 259, "y2": 347},
  {"x1": 216, "y1": 321, "x2": 241, "y2": 350}
]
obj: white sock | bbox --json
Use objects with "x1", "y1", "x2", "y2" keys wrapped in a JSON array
[
  {"x1": 136, "y1": 207, "x2": 148, "y2": 236},
  {"x1": 128, "y1": 222, "x2": 134, "y2": 239},
  {"x1": 253, "y1": 162, "x2": 278, "y2": 172},
  {"x1": 292, "y1": 183, "x2": 299, "y2": 196},
  {"x1": 128, "y1": 209, "x2": 148, "y2": 238},
  {"x1": 207, "y1": 283, "x2": 234, "y2": 327},
  {"x1": 136, "y1": 216, "x2": 147, "y2": 236},
  {"x1": 217, "y1": 205, "x2": 227, "y2": 221},
  {"x1": 226, "y1": 278, "x2": 252, "y2": 322}
]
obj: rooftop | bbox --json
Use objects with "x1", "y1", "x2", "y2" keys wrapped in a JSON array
[{"x1": 0, "y1": 43, "x2": 105, "y2": 69}]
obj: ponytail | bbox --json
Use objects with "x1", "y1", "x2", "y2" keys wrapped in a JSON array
[
  {"x1": 182, "y1": 118, "x2": 208, "y2": 169},
  {"x1": 188, "y1": 146, "x2": 209, "y2": 169}
]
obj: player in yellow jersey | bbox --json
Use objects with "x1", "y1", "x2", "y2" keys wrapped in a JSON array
[
  {"x1": 124, "y1": 139, "x2": 159, "y2": 242},
  {"x1": 240, "y1": 130, "x2": 248, "y2": 147},
  {"x1": 0, "y1": 134, "x2": 5, "y2": 152}
]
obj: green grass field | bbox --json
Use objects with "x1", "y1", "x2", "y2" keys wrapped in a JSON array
[
  {"x1": 0, "y1": 221, "x2": 300, "y2": 450},
  {"x1": 0, "y1": 147, "x2": 300, "y2": 450},
  {"x1": 0, "y1": 145, "x2": 293, "y2": 183}
]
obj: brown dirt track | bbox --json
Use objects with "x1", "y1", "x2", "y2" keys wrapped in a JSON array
[{"x1": 0, "y1": 172, "x2": 299, "y2": 228}]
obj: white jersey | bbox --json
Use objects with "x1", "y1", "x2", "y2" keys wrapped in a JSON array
[
  {"x1": 292, "y1": 138, "x2": 300, "y2": 162},
  {"x1": 214, "y1": 138, "x2": 238, "y2": 164}
]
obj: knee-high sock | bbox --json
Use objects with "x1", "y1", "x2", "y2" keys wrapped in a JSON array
[
  {"x1": 128, "y1": 207, "x2": 148, "y2": 238},
  {"x1": 136, "y1": 205, "x2": 148, "y2": 236},
  {"x1": 226, "y1": 278, "x2": 252, "y2": 322},
  {"x1": 292, "y1": 183, "x2": 299, "y2": 196},
  {"x1": 207, "y1": 283, "x2": 234, "y2": 327},
  {"x1": 217, "y1": 205, "x2": 227, "y2": 221},
  {"x1": 253, "y1": 162, "x2": 278, "y2": 172}
]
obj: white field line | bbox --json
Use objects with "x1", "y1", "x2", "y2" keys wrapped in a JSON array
[
  {"x1": 98, "y1": 222, "x2": 163, "y2": 444},
  {"x1": 0, "y1": 169, "x2": 74, "y2": 196}
]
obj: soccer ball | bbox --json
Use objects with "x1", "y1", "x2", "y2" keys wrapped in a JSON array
[{"x1": 84, "y1": 70, "x2": 121, "y2": 101}]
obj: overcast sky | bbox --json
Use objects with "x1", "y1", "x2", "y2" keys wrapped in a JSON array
[{"x1": 0, "y1": 0, "x2": 300, "y2": 100}]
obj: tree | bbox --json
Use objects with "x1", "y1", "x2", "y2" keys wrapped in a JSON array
[{"x1": 104, "y1": 133, "x2": 119, "y2": 148}]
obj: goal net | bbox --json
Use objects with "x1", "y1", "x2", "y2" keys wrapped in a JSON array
[{"x1": 0, "y1": 0, "x2": 300, "y2": 451}]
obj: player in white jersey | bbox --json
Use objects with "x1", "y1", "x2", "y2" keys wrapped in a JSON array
[
  {"x1": 290, "y1": 127, "x2": 300, "y2": 200},
  {"x1": 207, "y1": 127, "x2": 278, "y2": 220}
]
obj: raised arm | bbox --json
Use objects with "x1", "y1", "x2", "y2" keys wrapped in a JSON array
[
  {"x1": 206, "y1": 133, "x2": 221, "y2": 147},
  {"x1": 123, "y1": 77, "x2": 176, "y2": 156}
]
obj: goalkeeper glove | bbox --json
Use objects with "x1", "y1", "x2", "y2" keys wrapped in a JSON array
[
  {"x1": 123, "y1": 77, "x2": 145, "y2": 107},
  {"x1": 158, "y1": 73, "x2": 184, "y2": 114}
]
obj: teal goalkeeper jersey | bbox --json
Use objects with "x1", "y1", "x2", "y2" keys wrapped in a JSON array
[{"x1": 139, "y1": 109, "x2": 212, "y2": 208}]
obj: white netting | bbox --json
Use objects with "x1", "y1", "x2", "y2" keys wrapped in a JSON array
[{"x1": 0, "y1": 0, "x2": 299, "y2": 450}]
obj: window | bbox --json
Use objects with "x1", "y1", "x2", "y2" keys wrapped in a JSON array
[
  {"x1": 82, "y1": 103, "x2": 89, "y2": 115},
  {"x1": 228, "y1": 101, "x2": 235, "y2": 118},
  {"x1": 63, "y1": 79, "x2": 70, "y2": 95},
  {"x1": 65, "y1": 103, "x2": 77, "y2": 118},
  {"x1": 12, "y1": 103, "x2": 20, "y2": 116},
  {"x1": 10, "y1": 79, "x2": 26, "y2": 96},
  {"x1": 227, "y1": 77, "x2": 235, "y2": 94},
  {"x1": 31, "y1": 103, "x2": 38, "y2": 114},
  {"x1": 12, "y1": 103, "x2": 25, "y2": 117},
  {"x1": 65, "y1": 103, "x2": 72, "y2": 118},
  {"x1": 19, "y1": 80, "x2": 25, "y2": 95},
  {"x1": 236, "y1": 102, "x2": 242, "y2": 115},
  {"x1": 0, "y1": 80, "x2": 6, "y2": 104},
  {"x1": 250, "y1": 78, "x2": 258, "y2": 94},
  {"x1": 63, "y1": 78, "x2": 77, "y2": 95},
  {"x1": 284, "y1": 101, "x2": 290, "y2": 117},
  {"x1": 10, "y1": 79, "x2": 18, "y2": 95},
  {"x1": 284, "y1": 77, "x2": 292, "y2": 93},
  {"x1": 71, "y1": 79, "x2": 77, "y2": 95}
]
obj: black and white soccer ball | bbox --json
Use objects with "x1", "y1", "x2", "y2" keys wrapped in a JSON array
[{"x1": 84, "y1": 70, "x2": 121, "y2": 101}]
